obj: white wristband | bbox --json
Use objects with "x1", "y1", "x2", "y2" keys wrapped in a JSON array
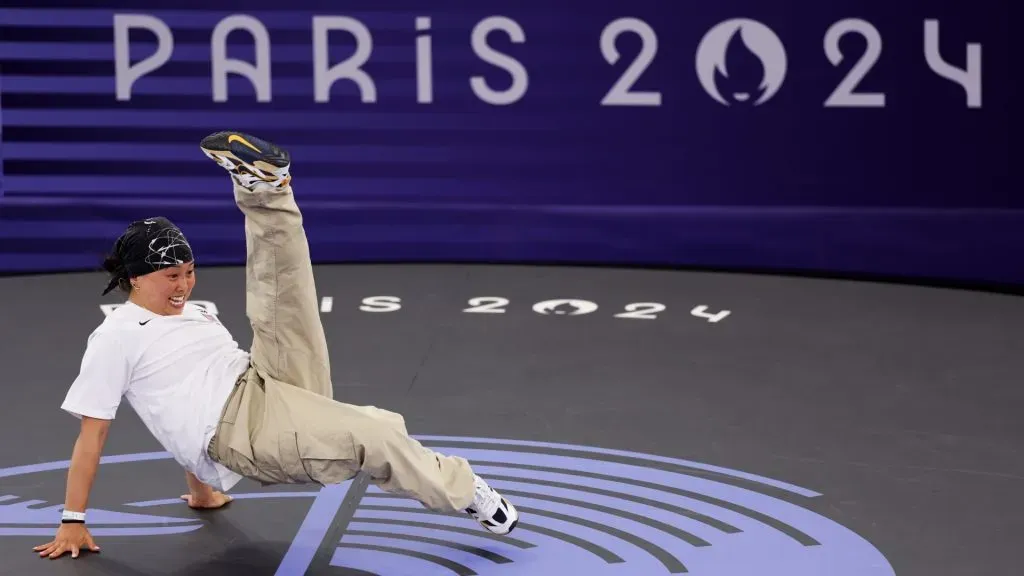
[{"x1": 61, "y1": 510, "x2": 86, "y2": 523}]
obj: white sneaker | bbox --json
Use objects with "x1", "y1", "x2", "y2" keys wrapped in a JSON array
[{"x1": 465, "y1": 474, "x2": 519, "y2": 535}]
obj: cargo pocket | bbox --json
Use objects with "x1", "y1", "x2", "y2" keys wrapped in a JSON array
[
  {"x1": 291, "y1": 428, "x2": 359, "y2": 486},
  {"x1": 276, "y1": 431, "x2": 312, "y2": 484}
]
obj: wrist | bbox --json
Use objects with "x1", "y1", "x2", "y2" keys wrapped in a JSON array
[{"x1": 61, "y1": 509, "x2": 86, "y2": 524}]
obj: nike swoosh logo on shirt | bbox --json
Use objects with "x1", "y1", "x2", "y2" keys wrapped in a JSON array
[{"x1": 139, "y1": 319, "x2": 152, "y2": 325}]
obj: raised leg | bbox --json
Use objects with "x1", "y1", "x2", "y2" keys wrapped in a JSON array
[
  {"x1": 201, "y1": 132, "x2": 332, "y2": 399},
  {"x1": 202, "y1": 131, "x2": 518, "y2": 536}
]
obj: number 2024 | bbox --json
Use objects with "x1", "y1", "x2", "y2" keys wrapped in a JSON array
[
  {"x1": 459, "y1": 297, "x2": 730, "y2": 322},
  {"x1": 601, "y1": 18, "x2": 981, "y2": 108}
]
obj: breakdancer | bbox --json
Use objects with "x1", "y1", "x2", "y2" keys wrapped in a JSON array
[{"x1": 34, "y1": 131, "x2": 518, "y2": 560}]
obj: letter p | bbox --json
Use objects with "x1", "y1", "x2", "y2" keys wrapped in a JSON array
[{"x1": 114, "y1": 14, "x2": 174, "y2": 101}]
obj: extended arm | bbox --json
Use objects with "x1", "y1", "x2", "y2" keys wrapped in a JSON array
[
  {"x1": 33, "y1": 416, "x2": 109, "y2": 559},
  {"x1": 65, "y1": 416, "x2": 110, "y2": 513}
]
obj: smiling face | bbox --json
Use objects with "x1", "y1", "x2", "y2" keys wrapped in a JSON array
[{"x1": 129, "y1": 262, "x2": 196, "y2": 315}]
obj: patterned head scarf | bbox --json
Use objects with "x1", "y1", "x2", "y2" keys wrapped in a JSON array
[{"x1": 102, "y1": 217, "x2": 194, "y2": 295}]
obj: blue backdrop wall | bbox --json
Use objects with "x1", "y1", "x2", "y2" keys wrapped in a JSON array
[{"x1": 0, "y1": 1, "x2": 1018, "y2": 286}]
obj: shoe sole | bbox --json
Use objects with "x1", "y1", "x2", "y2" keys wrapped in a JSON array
[{"x1": 199, "y1": 131, "x2": 289, "y2": 173}]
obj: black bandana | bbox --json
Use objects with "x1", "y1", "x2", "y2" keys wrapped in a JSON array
[{"x1": 102, "y1": 217, "x2": 194, "y2": 295}]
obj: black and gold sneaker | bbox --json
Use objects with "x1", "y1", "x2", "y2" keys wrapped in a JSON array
[{"x1": 200, "y1": 131, "x2": 291, "y2": 190}]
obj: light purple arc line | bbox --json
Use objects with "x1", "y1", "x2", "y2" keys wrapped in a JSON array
[{"x1": 0, "y1": 436, "x2": 823, "y2": 574}]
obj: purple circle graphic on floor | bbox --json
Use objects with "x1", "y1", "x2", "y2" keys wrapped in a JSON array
[{"x1": 0, "y1": 436, "x2": 894, "y2": 575}]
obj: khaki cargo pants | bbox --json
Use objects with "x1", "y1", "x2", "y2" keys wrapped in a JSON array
[{"x1": 208, "y1": 181, "x2": 475, "y2": 513}]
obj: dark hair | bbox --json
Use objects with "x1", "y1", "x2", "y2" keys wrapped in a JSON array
[{"x1": 102, "y1": 252, "x2": 133, "y2": 294}]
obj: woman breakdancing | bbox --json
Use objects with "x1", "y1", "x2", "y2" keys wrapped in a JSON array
[{"x1": 33, "y1": 131, "x2": 518, "y2": 561}]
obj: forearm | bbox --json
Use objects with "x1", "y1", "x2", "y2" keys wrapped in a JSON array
[{"x1": 63, "y1": 433, "x2": 105, "y2": 513}]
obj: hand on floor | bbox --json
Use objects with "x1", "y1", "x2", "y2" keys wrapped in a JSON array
[{"x1": 33, "y1": 523, "x2": 100, "y2": 559}]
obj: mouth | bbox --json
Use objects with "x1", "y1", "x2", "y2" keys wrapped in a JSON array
[{"x1": 169, "y1": 295, "x2": 186, "y2": 308}]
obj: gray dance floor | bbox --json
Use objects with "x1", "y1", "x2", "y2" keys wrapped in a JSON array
[{"x1": 1, "y1": 263, "x2": 1021, "y2": 576}]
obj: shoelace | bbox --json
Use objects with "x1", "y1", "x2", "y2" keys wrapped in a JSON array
[
  {"x1": 230, "y1": 168, "x2": 290, "y2": 190},
  {"x1": 203, "y1": 150, "x2": 291, "y2": 190},
  {"x1": 472, "y1": 477, "x2": 500, "y2": 517}
]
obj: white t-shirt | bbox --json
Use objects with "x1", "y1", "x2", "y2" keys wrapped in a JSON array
[{"x1": 61, "y1": 300, "x2": 249, "y2": 492}]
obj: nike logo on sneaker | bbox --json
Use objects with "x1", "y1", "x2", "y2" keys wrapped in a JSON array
[{"x1": 228, "y1": 134, "x2": 261, "y2": 152}]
